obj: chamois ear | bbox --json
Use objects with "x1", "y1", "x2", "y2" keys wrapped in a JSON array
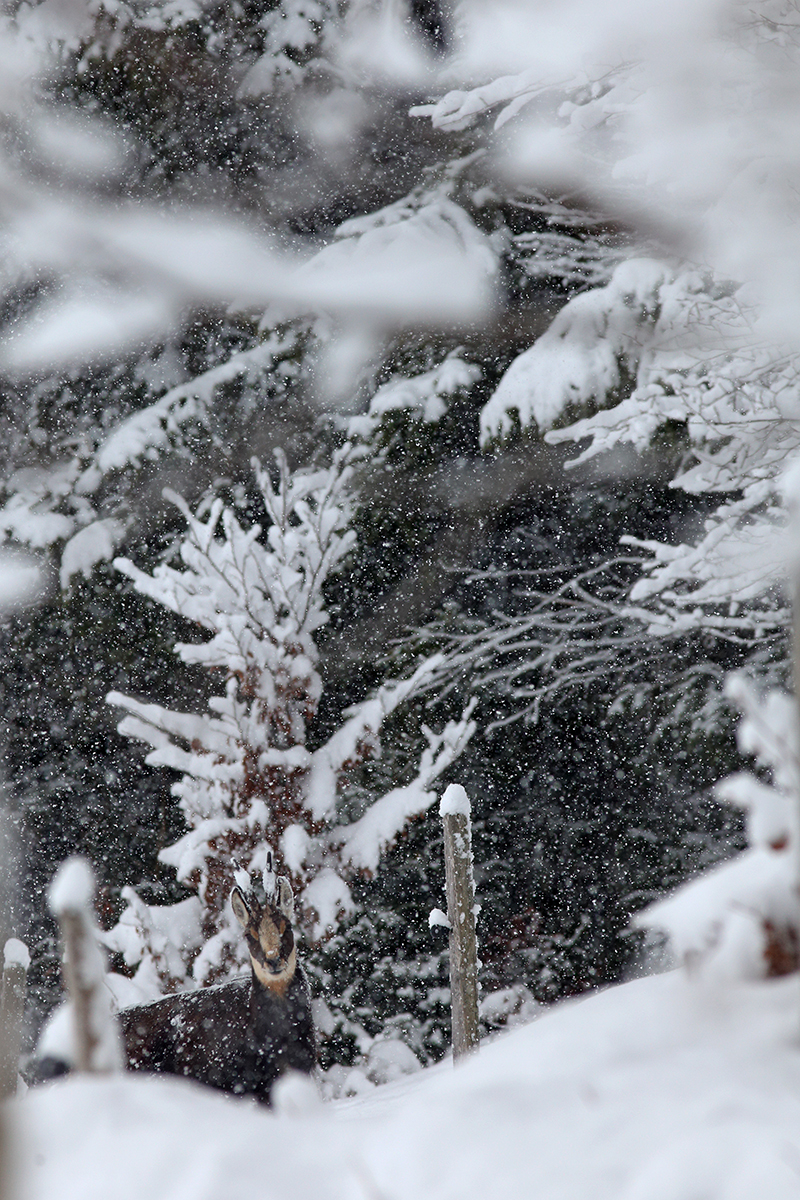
[
  {"x1": 276, "y1": 877, "x2": 294, "y2": 922},
  {"x1": 230, "y1": 886, "x2": 252, "y2": 928}
]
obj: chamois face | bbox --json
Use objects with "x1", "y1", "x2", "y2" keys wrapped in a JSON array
[{"x1": 231, "y1": 877, "x2": 296, "y2": 994}]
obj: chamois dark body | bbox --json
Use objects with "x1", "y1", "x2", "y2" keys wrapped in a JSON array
[
  {"x1": 118, "y1": 872, "x2": 315, "y2": 1104},
  {"x1": 118, "y1": 966, "x2": 315, "y2": 1104},
  {"x1": 31, "y1": 864, "x2": 316, "y2": 1103}
]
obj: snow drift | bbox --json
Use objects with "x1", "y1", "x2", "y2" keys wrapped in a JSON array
[{"x1": 18, "y1": 968, "x2": 800, "y2": 1200}]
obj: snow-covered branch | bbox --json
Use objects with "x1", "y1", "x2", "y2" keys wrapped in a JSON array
[
  {"x1": 637, "y1": 675, "x2": 800, "y2": 980},
  {"x1": 335, "y1": 700, "x2": 477, "y2": 874}
]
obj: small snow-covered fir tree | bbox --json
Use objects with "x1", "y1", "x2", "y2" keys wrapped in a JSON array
[
  {"x1": 104, "y1": 444, "x2": 475, "y2": 1000},
  {"x1": 637, "y1": 673, "x2": 800, "y2": 980}
]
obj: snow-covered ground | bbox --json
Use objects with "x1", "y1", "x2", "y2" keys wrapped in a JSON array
[{"x1": 15, "y1": 968, "x2": 800, "y2": 1200}]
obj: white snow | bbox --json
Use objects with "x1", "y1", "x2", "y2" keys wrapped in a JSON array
[
  {"x1": 280, "y1": 824, "x2": 310, "y2": 875},
  {"x1": 439, "y1": 783, "x2": 471, "y2": 818},
  {"x1": 411, "y1": 69, "x2": 544, "y2": 133},
  {"x1": 18, "y1": 969, "x2": 800, "y2": 1200},
  {"x1": 36, "y1": 1002, "x2": 74, "y2": 1064},
  {"x1": 95, "y1": 335, "x2": 293, "y2": 476},
  {"x1": 0, "y1": 550, "x2": 43, "y2": 610},
  {"x1": 0, "y1": 463, "x2": 82, "y2": 550},
  {"x1": 60, "y1": 519, "x2": 126, "y2": 591},
  {"x1": 348, "y1": 354, "x2": 482, "y2": 441},
  {"x1": 276, "y1": 197, "x2": 498, "y2": 329},
  {"x1": 3, "y1": 937, "x2": 29, "y2": 970},
  {"x1": 336, "y1": 701, "x2": 476, "y2": 875},
  {"x1": 45, "y1": 857, "x2": 124, "y2": 1073},
  {"x1": 633, "y1": 673, "x2": 800, "y2": 986},
  {"x1": 4, "y1": 285, "x2": 171, "y2": 372},
  {"x1": 302, "y1": 869, "x2": 354, "y2": 942},
  {"x1": 102, "y1": 892, "x2": 204, "y2": 1001},
  {"x1": 638, "y1": 848, "x2": 799, "y2": 979},
  {"x1": 48, "y1": 858, "x2": 94, "y2": 915},
  {"x1": 232, "y1": 867, "x2": 252, "y2": 895},
  {"x1": 480, "y1": 258, "x2": 676, "y2": 444}
]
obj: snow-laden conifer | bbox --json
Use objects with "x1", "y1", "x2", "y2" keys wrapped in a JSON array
[
  {"x1": 409, "y1": 5, "x2": 800, "y2": 720},
  {"x1": 105, "y1": 445, "x2": 475, "y2": 1000},
  {"x1": 478, "y1": 256, "x2": 799, "y2": 649},
  {"x1": 636, "y1": 674, "x2": 800, "y2": 980}
]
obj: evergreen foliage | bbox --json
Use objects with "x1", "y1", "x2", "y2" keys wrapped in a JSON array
[
  {"x1": 102, "y1": 445, "x2": 474, "y2": 1007},
  {"x1": 0, "y1": 0, "x2": 772, "y2": 1079}
]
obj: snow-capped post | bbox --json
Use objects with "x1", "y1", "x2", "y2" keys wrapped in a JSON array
[
  {"x1": 0, "y1": 939, "x2": 28, "y2": 1098},
  {"x1": 49, "y1": 858, "x2": 122, "y2": 1074},
  {"x1": 438, "y1": 784, "x2": 480, "y2": 1060}
]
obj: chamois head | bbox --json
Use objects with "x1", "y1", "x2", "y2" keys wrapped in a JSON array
[{"x1": 230, "y1": 852, "x2": 297, "y2": 995}]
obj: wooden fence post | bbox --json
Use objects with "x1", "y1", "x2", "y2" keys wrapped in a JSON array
[
  {"x1": 0, "y1": 939, "x2": 29, "y2": 1098},
  {"x1": 439, "y1": 784, "x2": 480, "y2": 1060},
  {"x1": 49, "y1": 858, "x2": 122, "y2": 1074}
]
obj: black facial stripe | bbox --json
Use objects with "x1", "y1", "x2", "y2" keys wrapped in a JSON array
[{"x1": 247, "y1": 933, "x2": 268, "y2": 967}]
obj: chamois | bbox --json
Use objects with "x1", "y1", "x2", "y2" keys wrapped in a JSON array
[{"x1": 118, "y1": 868, "x2": 315, "y2": 1103}]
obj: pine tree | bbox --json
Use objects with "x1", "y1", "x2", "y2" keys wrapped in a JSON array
[
  {"x1": 103, "y1": 444, "x2": 475, "y2": 1000},
  {"x1": 410, "y1": 7, "x2": 800, "y2": 717}
]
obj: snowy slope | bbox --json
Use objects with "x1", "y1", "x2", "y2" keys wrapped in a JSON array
[{"x1": 18, "y1": 970, "x2": 800, "y2": 1200}]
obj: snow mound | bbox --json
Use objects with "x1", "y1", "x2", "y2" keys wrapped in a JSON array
[
  {"x1": 48, "y1": 858, "x2": 94, "y2": 914},
  {"x1": 3, "y1": 938, "x2": 29, "y2": 970},
  {"x1": 19, "y1": 970, "x2": 800, "y2": 1200},
  {"x1": 481, "y1": 258, "x2": 674, "y2": 442},
  {"x1": 440, "y1": 783, "x2": 470, "y2": 817}
]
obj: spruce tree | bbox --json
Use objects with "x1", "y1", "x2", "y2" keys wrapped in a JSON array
[{"x1": 103, "y1": 445, "x2": 475, "y2": 1001}]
